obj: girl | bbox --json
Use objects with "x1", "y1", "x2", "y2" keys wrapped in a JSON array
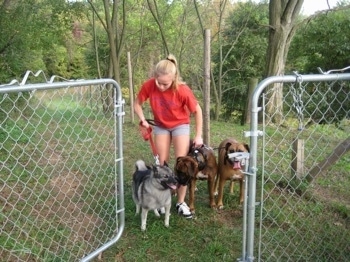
[{"x1": 134, "y1": 54, "x2": 203, "y2": 218}]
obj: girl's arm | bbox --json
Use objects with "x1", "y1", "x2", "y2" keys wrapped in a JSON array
[{"x1": 192, "y1": 103, "x2": 203, "y2": 147}]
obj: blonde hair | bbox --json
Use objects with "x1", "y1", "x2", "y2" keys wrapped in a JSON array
[{"x1": 154, "y1": 54, "x2": 183, "y2": 90}]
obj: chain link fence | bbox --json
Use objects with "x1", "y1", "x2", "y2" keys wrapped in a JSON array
[
  {"x1": 1, "y1": 71, "x2": 350, "y2": 261},
  {"x1": 0, "y1": 75, "x2": 125, "y2": 261},
  {"x1": 244, "y1": 72, "x2": 350, "y2": 261}
]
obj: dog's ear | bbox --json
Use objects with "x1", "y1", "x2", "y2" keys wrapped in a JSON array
[
  {"x1": 225, "y1": 142, "x2": 232, "y2": 152},
  {"x1": 183, "y1": 158, "x2": 198, "y2": 176},
  {"x1": 152, "y1": 165, "x2": 158, "y2": 175},
  {"x1": 224, "y1": 142, "x2": 232, "y2": 165},
  {"x1": 176, "y1": 156, "x2": 182, "y2": 163},
  {"x1": 176, "y1": 158, "x2": 186, "y2": 170},
  {"x1": 244, "y1": 143, "x2": 250, "y2": 152}
]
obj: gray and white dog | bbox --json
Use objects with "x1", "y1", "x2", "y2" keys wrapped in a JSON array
[{"x1": 132, "y1": 160, "x2": 178, "y2": 231}]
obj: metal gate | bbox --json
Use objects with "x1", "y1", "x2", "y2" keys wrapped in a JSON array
[
  {"x1": 0, "y1": 71, "x2": 125, "y2": 261},
  {"x1": 242, "y1": 69, "x2": 350, "y2": 261}
]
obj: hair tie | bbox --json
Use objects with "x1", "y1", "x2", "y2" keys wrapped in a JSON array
[{"x1": 166, "y1": 57, "x2": 176, "y2": 65}]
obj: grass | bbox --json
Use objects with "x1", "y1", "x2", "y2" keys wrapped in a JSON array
[
  {"x1": 1, "y1": 90, "x2": 349, "y2": 261},
  {"x1": 103, "y1": 114, "x2": 350, "y2": 261}
]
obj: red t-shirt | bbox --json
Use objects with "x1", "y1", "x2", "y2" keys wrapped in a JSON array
[{"x1": 137, "y1": 78, "x2": 198, "y2": 129}]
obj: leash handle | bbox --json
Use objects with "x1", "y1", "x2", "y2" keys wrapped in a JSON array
[
  {"x1": 139, "y1": 121, "x2": 153, "y2": 141},
  {"x1": 139, "y1": 121, "x2": 160, "y2": 165},
  {"x1": 144, "y1": 119, "x2": 158, "y2": 126}
]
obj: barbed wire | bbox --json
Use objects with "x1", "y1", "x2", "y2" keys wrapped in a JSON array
[
  {"x1": 0, "y1": 70, "x2": 73, "y2": 88},
  {"x1": 317, "y1": 65, "x2": 350, "y2": 75}
]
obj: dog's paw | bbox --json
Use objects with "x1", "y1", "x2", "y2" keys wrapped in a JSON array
[
  {"x1": 141, "y1": 224, "x2": 146, "y2": 231},
  {"x1": 218, "y1": 205, "x2": 224, "y2": 210},
  {"x1": 214, "y1": 191, "x2": 218, "y2": 196}
]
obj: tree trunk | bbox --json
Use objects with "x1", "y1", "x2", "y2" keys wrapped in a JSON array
[
  {"x1": 265, "y1": 0, "x2": 304, "y2": 123},
  {"x1": 242, "y1": 78, "x2": 258, "y2": 125},
  {"x1": 89, "y1": 0, "x2": 126, "y2": 113},
  {"x1": 146, "y1": 0, "x2": 169, "y2": 55}
]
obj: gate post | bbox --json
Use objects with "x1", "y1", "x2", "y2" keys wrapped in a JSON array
[
  {"x1": 291, "y1": 138, "x2": 305, "y2": 178},
  {"x1": 242, "y1": 78, "x2": 258, "y2": 125}
]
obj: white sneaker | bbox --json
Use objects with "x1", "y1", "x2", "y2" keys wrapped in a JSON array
[{"x1": 176, "y1": 202, "x2": 192, "y2": 219}]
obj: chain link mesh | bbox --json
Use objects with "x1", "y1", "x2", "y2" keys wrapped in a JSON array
[
  {"x1": 1, "y1": 84, "x2": 120, "y2": 261},
  {"x1": 257, "y1": 79, "x2": 350, "y2": 261},
  {"x1": 1, "y1": 74, "x2": 349, "y2": 261}
]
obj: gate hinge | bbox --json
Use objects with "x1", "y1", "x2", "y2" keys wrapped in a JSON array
[
  {"x1": 115, "y1": 99, "x2": 126, "y2": 116},
  {"x1": 244, "y1": 130, "x2": 263, "y2": 137},
  {"x1": 115, "y1": 99, "x2": 125, "y2": 106}
]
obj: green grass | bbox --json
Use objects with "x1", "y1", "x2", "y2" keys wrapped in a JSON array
[
  {"x1": 1, "y1": 92, "x2": 349, "y2": 261},
  {"x1": 102, "y1": 112, "x2": 350, "y2": 261}
]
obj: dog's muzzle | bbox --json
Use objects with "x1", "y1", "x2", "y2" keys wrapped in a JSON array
[
  {"x1": 175, "y1": 171, "x2": 191, "y2": 186},
  {"x1": 227, "y1": 152, "x2": 250, "y2": 170},
  {"x1": 160, "y1": 176, "x2": 178, "y2": 190}
]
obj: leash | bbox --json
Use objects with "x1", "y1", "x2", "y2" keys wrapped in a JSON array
[
  {"x1": 211, "y1": 146, "x2": 226, "y2": 150},
  {"x1": 143, "y1": 119, "x2": 158, "y2": 126},
  {"x1": 139, "y1": 121, "x2": 160, "y2": 165}
]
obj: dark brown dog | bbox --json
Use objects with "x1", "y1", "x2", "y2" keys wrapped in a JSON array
[
  {"x1": 216, "y1": 138, "x2": 250, "y2": 209},
  {"x1": 175, "y1": 144, "x2": 218, "y2": 213}
]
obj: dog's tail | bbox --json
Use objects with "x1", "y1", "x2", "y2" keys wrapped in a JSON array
[{"x1": 135, "y1": 160, "x2": 148, "y2": 171}]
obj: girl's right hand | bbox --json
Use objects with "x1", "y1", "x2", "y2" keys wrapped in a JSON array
[{"x1": 140, "y1": 119, "x2": 150, "y2": 128}]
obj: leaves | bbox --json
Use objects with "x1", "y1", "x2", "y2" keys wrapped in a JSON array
[{"x1": 289, "y1": 8, "x2": 350, "y2": 73}]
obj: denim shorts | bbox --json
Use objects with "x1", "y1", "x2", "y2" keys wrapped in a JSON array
[{"x1": 153, "y1": 124, "x2": 190, "y2": 136}]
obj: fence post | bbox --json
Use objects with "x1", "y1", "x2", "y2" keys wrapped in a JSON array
[
  {"x1": 242, "y1": 78, "x2": 258, "y2": 125},
  {"x1": 291, "y1": 138, "x2": 305, "y2": 178},
  {"x1": 127, "y1": 51, "x2": 135, "y2": 123},
  {"x1": 203, "y1": 29, "x2": 211, "y2": 145}
]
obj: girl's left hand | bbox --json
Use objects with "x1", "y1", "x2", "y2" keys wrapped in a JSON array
[{"x1": 192, "y1": 136, "x2": 203, "y2": 148}]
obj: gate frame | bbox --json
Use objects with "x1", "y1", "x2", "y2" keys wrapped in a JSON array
[
  {"x1": 0, "y1": 78, "x2": 125, "y2": 262},
  {"x1": 243, "y1": 72, "x2": 350, "y2": 262}
]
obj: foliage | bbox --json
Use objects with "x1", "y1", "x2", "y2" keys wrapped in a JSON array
[
  {"x1": 0, "y1": 0, "x2": 89, "y2": 82},
  {"x1": 287, "y1": 7, "x2": 350, "y2": 125},
  {"x1": 289, "y1": 8, "x2": 350, "y2": 73},
  {"x1": 212, "y1": 1, "x2": 269, "y2": 120},
  {"x1": 0, "y1": 0, "x2": 45, "y2": 81},
  {"x1": 1, "y1": 0, "x2": 350, "y2": 122}
]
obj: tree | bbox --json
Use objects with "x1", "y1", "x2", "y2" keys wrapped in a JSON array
[
  {"x1": 212, "y1": 1, "x2": 269, "y2": 120},
  {"x1": 285, "y1": 7, "x2": 350, "y2": 126},
  {"x1": 87, "y1": 0, "x2": 126, "y2": 83},
  {"x1": 87, "y1": 0, "x2": 127, "y2": 112},
  {"x1": 264, "y1": 0, "x2": 304, "y2": 124},
  {"x1": 0, "y1": 0, "x2": 88, "y2": 82},
  {"x1": 193, "y1": 0, "x2": 241, "y2": 120},
  {"x1": 265, "y1": 0, "x2": 350, "y2": 124},
  {"x1": 288, "y1": 6, "x2": 350, "y2": 73},
  {"x1": 0, "y1": 0, "x2": 46, "y2": 81}
]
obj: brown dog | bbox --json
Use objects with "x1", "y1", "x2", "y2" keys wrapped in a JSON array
[
  {"x1": 216, "y1": 138, "x2": 250, "y2": 209},
  {"x1": 174, "y1": 144, "x2": 218, "y2": 214}
]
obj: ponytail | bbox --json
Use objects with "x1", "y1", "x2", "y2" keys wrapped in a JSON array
[{"x1": 154, "y1": 54, "x2": 183, "y2": 90}]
